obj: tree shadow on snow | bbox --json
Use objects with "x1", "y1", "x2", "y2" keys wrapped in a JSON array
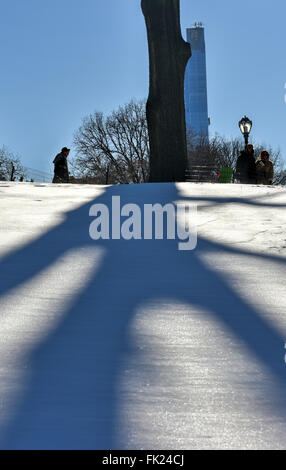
[{"x1": 0, "y1": 183, "x2": 286, "y2": 449}]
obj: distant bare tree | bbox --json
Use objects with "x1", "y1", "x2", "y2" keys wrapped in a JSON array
[
  {"x1": 72, "y1": 99, "x2": 150, "y2": 184},
  {"x1": 0, "y1": 146, "x2": 25, "y2": 181}
]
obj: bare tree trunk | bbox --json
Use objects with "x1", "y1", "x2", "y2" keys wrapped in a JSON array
[{"x1": 141, "y1": 0, "x2": 191, "y2": 182}]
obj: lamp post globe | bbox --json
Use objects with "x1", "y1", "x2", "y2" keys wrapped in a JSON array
[{"x1": 239, "y1": 116, "x2": 252, "y2": 147}]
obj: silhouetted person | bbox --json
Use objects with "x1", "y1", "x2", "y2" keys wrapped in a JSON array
[
  {"x1": 52, "y1": 147, "x2": 70, "y2": 183},
  {"x1": 256, "y1": 150, "x2": 274, "y2": 185},
  {"x1": 10, "y1": 163, "x2": 15, "y2": 182},
  {"x1": 235, "y1": 144, "x2": 256, "y2": 184}
]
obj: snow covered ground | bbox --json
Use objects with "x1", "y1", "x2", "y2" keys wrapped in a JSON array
[{"x1": 0, "y1": 181, "x2": 286, "y2": 449}]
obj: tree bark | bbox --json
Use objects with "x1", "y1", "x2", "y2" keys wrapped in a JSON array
[{"x1": 141, "y1": 0, "x2": 191, "y2": 182}]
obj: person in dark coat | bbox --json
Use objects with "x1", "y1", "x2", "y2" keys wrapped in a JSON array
[
  {"x1": 255, "y1": 150, "x2": 274, "y2": 185},
  {"x1": 52, "y1": 147, "x2": 70, "y2": 183},
  {"x1": 235, "y1": 144, "x2": 257, "y2": 184}
]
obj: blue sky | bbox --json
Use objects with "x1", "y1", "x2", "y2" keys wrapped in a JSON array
[{"x1": 0, "y1": 0, "x2": 285, "y2": 174}]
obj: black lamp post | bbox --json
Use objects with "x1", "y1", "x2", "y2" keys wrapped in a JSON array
[{"x1": 239, "y1": 116, "x2": 252, "y2": 147}]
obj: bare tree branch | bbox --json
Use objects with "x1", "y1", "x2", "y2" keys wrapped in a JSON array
[{"x1": 72, "y1": 99, "x2": 150, "y2": 184}]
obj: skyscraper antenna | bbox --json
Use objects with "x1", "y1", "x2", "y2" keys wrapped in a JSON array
[{"x1": 193, "y1": 22, "x2": 204, "y2": 28}]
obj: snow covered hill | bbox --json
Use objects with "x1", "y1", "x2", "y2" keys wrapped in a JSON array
[{"x1": 0, "y1": 181, "x2": 286, "y2": 449}]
